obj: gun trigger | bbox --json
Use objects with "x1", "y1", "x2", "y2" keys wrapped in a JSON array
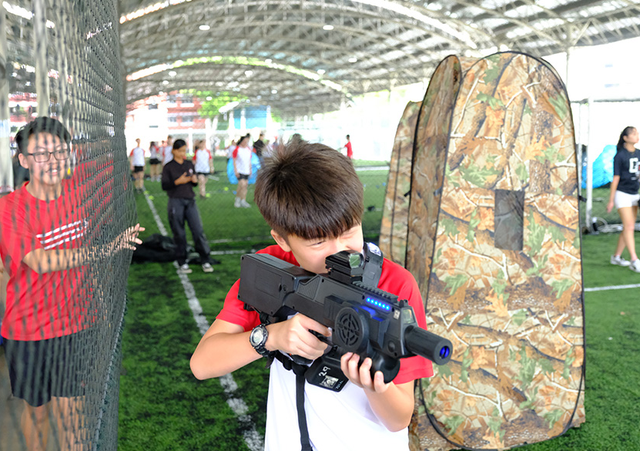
[{"x1": 310, "y1": 329, "x2": 332, "y2": 345}]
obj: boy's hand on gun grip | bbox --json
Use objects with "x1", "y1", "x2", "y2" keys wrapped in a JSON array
[
  {"x1": 266, "y1": 314, "x2": 330, "y2": 360},
  {"x1": 341, "y1": 352, "x2": 391, "y2": 394}
]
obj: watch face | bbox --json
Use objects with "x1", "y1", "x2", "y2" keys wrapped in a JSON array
[{"x1": 251, "y1": 327, "x2": 265, "y2": 345}]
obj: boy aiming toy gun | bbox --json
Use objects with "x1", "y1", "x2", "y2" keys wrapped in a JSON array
[{"x1": 238, "y1": 243, "x2": 453, "y2": 391}]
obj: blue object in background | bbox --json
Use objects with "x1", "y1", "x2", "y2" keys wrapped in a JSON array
[
  {"x1": 227, "y1": 153, "x2": 261, "y2": 184},
  {"x1": 582, "y1": 144, "x2": 616, "y2": 189},
  {"x1": 233, "y1": 106, "x2": 268, "y2": 130}
]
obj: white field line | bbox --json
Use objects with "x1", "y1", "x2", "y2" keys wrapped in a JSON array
[
  {"x1": 211, "y1": 249, "x2": 255, "y2": 255},
  {"x1": 584, "y1": 283, "x2": 640, "y2": 292},
  {"x1": 144, "y1": 193, "x2": 264, "y2": 451}
]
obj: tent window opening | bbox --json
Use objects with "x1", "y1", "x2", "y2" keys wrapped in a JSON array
[{"x1": 494, "y1": 190, "x2": 524, "y2": 251}]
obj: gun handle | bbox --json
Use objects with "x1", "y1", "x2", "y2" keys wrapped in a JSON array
[{"x1": 369, "y1": 352, "x2": 401, "y2": 384}]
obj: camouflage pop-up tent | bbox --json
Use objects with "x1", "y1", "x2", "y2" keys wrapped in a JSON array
[{"x1": 381, "y1": 53, "x2": 585, "y2": 451}]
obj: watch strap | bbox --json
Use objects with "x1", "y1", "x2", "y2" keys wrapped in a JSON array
[{"x1": 251, "y1": 324, "x2": 273, "y2": 358}]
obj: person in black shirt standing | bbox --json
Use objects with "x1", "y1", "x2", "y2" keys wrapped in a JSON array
[
  {"x1": 253, "y1": 132, "x2": 266, "y2": 167},
  {"x1": 161, "y1": 139, "x2": 214, "y2": 274},
  {"x1": 607, "y1": 126, "x2": 640, "y2": 272}
]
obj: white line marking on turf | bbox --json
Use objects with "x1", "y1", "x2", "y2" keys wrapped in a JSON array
[
  {"x1": 585, "y1": 283, "x2": 640, "y2": 292},
  {"x1": 144, "y1": 192, "x2": 264, "y2": 451},
  {"x1": 144, "y1": 193, "x2": 168, "y2": 236},
  {"x1": 211, "y1": 249, "x2": 256, "y2": 255}
]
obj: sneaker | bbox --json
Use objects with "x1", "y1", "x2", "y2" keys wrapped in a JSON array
[
  {"x1": 234, "y1": 198, "x2": 241, "y2": 208},
  {"x1": 241, "y1": 199, "x2": 251, "y2": 208},
  {"x1": 611, "y1": 255, "x2": 632, "y2": 267},
  {"x1": 177, "y1": 263, "x2": 192, "y2": 274},
  {"x1": 630, "y1": 259, "x2": 640, "y2": 273},
  {"x1": 202, "y1": 263, "x2": 214, "y2": 273}
]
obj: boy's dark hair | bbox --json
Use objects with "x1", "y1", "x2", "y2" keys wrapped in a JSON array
[
  {"x1": 15, "y1": 117, "x2": 71, "y2": 154},
  {"x1": 254, "y1": 139, "x2": 363, "y2": 240},
  {"x1": 173, "y1": 139, "x2": 187, "y2": 150}
]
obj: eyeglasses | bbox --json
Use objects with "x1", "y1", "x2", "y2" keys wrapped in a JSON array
[{"x1": 26, "y1": 147, "x2": 70, "y2": 163}]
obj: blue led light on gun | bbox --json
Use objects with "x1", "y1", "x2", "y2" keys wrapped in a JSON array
[
  {"x1": 366, "y1": 297, "x2": 391, "y2": 311},
  {"x1": 440, "y1": 346, "x2": 451, "y2": 359}
]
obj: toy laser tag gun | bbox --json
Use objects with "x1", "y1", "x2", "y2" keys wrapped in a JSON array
[{"x1": 238, "y1": 244, "x2": 453, "y2": 390}]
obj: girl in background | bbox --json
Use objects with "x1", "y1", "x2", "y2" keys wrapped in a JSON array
[
  {"x1": 193, "y1": 140, "x2": 213, "y2": 198},
  {"x1": 607, "y1": 126, "x2": 640, "y2": 272},
  {"x1": 233, "y1": 135, "x2": 252, "y2": 208},
  {"x1": 149, "y1": 141, "x2": 161, "y2": 181}
]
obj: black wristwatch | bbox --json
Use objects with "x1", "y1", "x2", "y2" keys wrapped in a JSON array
[{"x1": 249, "y1": 324, "x2": 272, "y2": 358}]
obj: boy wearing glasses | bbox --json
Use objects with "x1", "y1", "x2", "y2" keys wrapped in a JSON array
[{"x1": 0, "y1": 117, "x2": 143, "y2": 450}]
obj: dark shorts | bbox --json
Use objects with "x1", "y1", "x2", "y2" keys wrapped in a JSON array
[
  {"x1": 149, "y1": 158, "x2": 160, "y2": 165},
  {"x1": 196, "y1": 172, "x2": 210, "y2": 177},
  {"x1": 3, "y1": 331, "x2": 90, "y2": 407},
  {"x1": 133, "y1": 166, "x2": 144, "y2": 173},
  {"x1": 238, "y1": 174, "x2": 249, "y2": 181}
]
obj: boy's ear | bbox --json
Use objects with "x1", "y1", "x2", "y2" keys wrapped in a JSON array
[
  {"x1": 18, "y1": 153, "x2": 29, "y2": 170},
  {"x1": 270, "y1": 230, "x2": 291, "y2": 252}
]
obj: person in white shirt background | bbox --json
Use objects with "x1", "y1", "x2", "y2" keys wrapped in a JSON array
[
  {"x1": 162, "y1": 135, "x2": 174, "y2": 166},
  {"x1": 193, "y1": 140, "x2": 214, "y2": 198},
  {"x1": 129, "y1": 138, "x2": 146, "y2": 193},
  {"x1": 225, "y1": 138, "x2": 237, "y2": 162},
  {"x1": 148, "y1": 141, "x2": 162, "y2": 181},
  {"x1": 232, "y1": 134, "x2": 253, "y2": 208}
]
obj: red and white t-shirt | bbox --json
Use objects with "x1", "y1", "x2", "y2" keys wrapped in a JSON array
[
  {"x1": 162, "y1": 145, "x2": 174, "y2": 165},
  {"x1": 217, "y1": 245, "x2": 433, "y2": 450},
  {"x1": 193, "y1": 148, "x2": 212, "y2": 174},
  {"x1": 149, "y1": 145, "x2": 161, "y2": 160},
  {"x1": 129, "y1": 146, "x2": 145, "y2": 167},
  {"x1": 232, "y1": 145, "x2": 252, "y2": 175},
  {"x1": 0, "y1": 180, "x2": 92, "y2": 340}
]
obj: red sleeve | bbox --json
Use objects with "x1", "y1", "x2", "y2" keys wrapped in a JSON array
[
  {"x1": 129, "y1": 149, "x2": 134, "y2": 157},
  {"x1": 216, "y1": 280, "x2": 261, "y2": 331},
  {"x1": 0, "y1": 193, "x2": 42, "y2": 273},
  {"x1": 192, "y1": 153, "x2": 197, "y2": 162},
  {"x1": 208, "y1": 150, "x2": 212, "y2": 160},
  {"x1": 232, "y1": 147, "x2": 238, "y2": 159},
  {"x1": 378, "y1": 259, "x2": 434, "y2": 384}
]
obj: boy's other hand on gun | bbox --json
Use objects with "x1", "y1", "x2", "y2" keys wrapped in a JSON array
[
  {"x1": 267, "y1": 314, "x2": 330, "y2": 361},
  {"x1": 341, "y1": 352, "x2": 391, "y2": 394}
]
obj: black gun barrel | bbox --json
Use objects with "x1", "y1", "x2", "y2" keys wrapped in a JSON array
[{"x1": 404, "y1": 326, "x2": 453, "y2": 366}]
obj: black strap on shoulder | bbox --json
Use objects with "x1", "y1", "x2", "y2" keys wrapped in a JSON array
[
  {"x1": 271, "y1": 244, "x2": 384, "y2": 451},
  {"x1": 296, "y1": 371, "x2": 313, "y2": 451},
  {"x1": 274, "y1": 352, "x2": 312, "y2": 450}
]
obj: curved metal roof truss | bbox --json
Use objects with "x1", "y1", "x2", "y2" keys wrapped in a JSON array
[{"x1": 119, "y1": 0, "x2": 640, "y2": 116}]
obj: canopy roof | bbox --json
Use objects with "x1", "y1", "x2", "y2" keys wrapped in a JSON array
[{"x1": 119, "y1": 0, "x2": 640, "y2": 116}]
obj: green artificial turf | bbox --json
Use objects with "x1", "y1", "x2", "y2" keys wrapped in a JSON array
[{"x1": 120, "y1": 172, "x2": 640, "y2": 451}]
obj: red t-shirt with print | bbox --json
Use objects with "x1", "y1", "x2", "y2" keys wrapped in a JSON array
[
  {"x1": 217, "y1": 245, "x2": 434, "y2": 384},
  {"x1": 0, "y1": 179, "x2": 92, "y2": 340}
]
